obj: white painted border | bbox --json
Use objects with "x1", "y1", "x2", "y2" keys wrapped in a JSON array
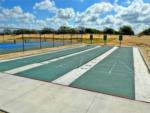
[
  {"x1": 52, "y1": 47, "x2": 118, "y2": 85},
  {"x1": 133, "y1": 47, "x2": 150, "y2": 102}
]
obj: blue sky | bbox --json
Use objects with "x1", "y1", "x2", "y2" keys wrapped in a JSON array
[{"x1": 0, "y1": 0, "x2": 150, "y2": 33}]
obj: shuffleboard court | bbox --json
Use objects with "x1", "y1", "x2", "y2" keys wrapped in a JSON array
[
  {"x1": 70, "y1": 47, "x2": 135, "y2": 99},
  {"x1": 16, "y1": 46, "x2": 113, "y2": 81},
  {"x1": 0, "y1": 45, "x2": 95, "y2": 71}
]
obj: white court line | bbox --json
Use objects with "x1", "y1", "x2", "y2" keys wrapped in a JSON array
[
  {"x1": 133, "y1": 47, "x2": 150, "y2": 102},
  {"x1": 52, "y1": 47, "x2": 118, "y2": 86},
  {"x1": 108, "y1": 62, "x2": 117, "y2": 75},
  {"x1": 0, "y1": 45, "x2": 85, "y2": 63},
  {"x1": 4, "y1": 46, "x2": 100, "y2": 74}
]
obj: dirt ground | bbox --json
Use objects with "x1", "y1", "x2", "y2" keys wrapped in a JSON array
[{"x1": 121, "y1": 35, "x2": 150, "y2": 65}]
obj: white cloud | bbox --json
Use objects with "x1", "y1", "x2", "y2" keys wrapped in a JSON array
[
  {"x1": 19, "y1": 13, "x2": 35, "y2": 23},
  {"x1": 33, "y1": 0, "x2": 75, "y2": 20},
  {"x1": 86, "y1": 2, "x2": 113, "y2": 14},
  {"x1": 33, "y1": 0, "x2": 56, "y2": 12},
  {"x1": 56, "y1": 8, "x2": 75, "y2": 19},
  {"x1": 34, "y1": 20, "x2": 48, "y2": 29},
  {"x1": 0, "y1": 6, "x2": 22, "y2": 19},
  {"x1": 1, "y1": 0, "x2": 150, "y2": 34},
  {"x1": 0, "y1": 6, "x2": 35, "y2": 24},
  {"x1": 114, "y1": 0, "x2": 150, "y2": 30},
  {"x1": 126, "y1": 0, "x2": 131, "y2": 5},
  {"x1": 46, "y1": 17, "x2": 69, "y2": 29},
  {"x1": 36, "y1": 20, "x2": 46, "y2": 26},
  {"x1": 74, "y1": 0, "x2": 150, "y2": 34},
  {"x1": 75, "y1": 2, "x2": 113, "y2": 29}
]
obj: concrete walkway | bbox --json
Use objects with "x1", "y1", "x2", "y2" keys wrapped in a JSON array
[
  {"x1": 0, "y1": 73, "x2": 150, "y2": 113},
  {"x1": 133, "y1": 47, "x2": 150, "y2": 102}
]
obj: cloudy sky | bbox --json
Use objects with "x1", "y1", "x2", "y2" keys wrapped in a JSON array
[{"x1": 0, "y1": 0, "x2": 150, "y2": 33}]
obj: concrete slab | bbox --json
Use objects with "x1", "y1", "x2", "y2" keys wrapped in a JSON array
[
  {"x1": 2, "y1": 83, "x2": 95, "y2": 113},
  {"x1": 0, "y1": 73, "x2": 41, "y2": 106},
  {"x1": 0, "y1": 73, "x2": 9, "y2": 79},
  {"x1": 133, "y1": 47, "x2": 150, "y2": 102},
  {"x1": 87, "y1": 94, "x2": 150, "y2": 113},
  {"x1": 0, "y1": 73, "x2": 150, "y2": 113},
  {"x1": 52, "y1": 47, "x2": 118, "y2": 85}
]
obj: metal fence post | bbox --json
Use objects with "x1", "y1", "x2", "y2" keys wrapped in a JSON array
[
  {"x1": 119, "y1": 35, "x2": 123, "y2": 47},
  {"x1": 103, "y1": 34, "x2": 107, "y2": 46},
  {"x1": 90, "y1": 34, "x2": 93, "y2": 44},
  {"x1": 71, "y1": 34, "x2": 72, "y2": 44},
  {"x1": 81, "y1": 34, "x2": 83, "y2": 43},
  {"x1": 3, "y1": 33, "x2": 4, "y2": 43},
  {"x1": 22, "y1": 33, "x2": 25, "y2": 52},
  {"x1": 63, "y1": 34, "x2": 65, "y2": 46},
  {"x1": 53, "y1": 33, "x2": 55, "y2": 47},
  {"x1": 40, "y1": 34, "x2": 42, "y2": 49}
]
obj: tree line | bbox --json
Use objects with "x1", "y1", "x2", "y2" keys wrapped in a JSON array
[
  {"x1": 1, "y1": 25, "x2": 150, "y2": 36},
  {"x1": 139, "y1": 28, "x2": 150, "y2": 36}
]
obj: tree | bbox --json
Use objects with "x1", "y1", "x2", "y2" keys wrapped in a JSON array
[
  {"x1": 57, "y1": 26, "x2": 70, "y2": 34},
  {"x1": 119, "y1": 26, "x2": 134, "y2": 35},
  {"x1": 3, "y1": 29, "x2": 12, "y2": 34},
  {"x1": 75, "y1": 26, "x2": 85, "y2": 34},
  {"x1": 139, "y1": 28, "x2": 150, "y2": 36},
  {"x1": 84, "y1": 28, "x2": 102, "y2": 34},
  {"x1": 69, "y1": 28, "x2": 79, "y2": 34},
  {"x1": 40, "y1": 28, "x2": 55, "y2": 34},
  {"x1": 57, "y1": 26, "x2": 78, "y2": 34},
  {"x1": 13, "y1": 29, "x2": 38, "y2": 34},
  {"x1": 103, "y1": 28, "x2": 119, "y2": 34}
]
